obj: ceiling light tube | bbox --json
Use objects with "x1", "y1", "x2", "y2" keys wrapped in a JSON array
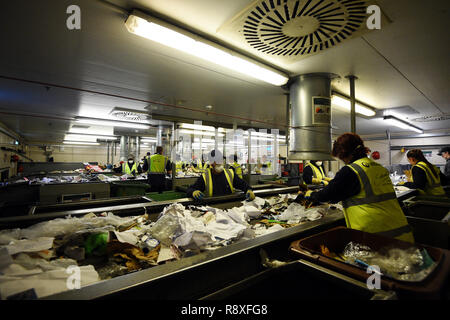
[
  {"x1": 125, "y1": 11, "x2": 289, "y2": 86},
  {"x1": 331, "y1": 93, "x2": 377, "y2": 117},
  {"x1": 76, "y1": 117, "x2": 150, "y2": 129},
  {"x1": 63, "y1": 141, "x2": 101, "y2": 146},
  {"x1": 383, "y1": 115, "x2": 423, "y2": 133},
  {"x1": 64, "y1": 134, "x2": 118, "y2": 141}
]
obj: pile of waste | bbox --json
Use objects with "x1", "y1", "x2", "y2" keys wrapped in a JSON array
[
  {"x1": 320, "y1": 241, "x2": 437, "y2": 282},
  {"x1": 0, "y1": 194, "x2": 342, "y2": 299}
]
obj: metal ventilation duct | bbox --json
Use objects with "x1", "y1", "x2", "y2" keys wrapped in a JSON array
[
  {"x1": 218, "y1": 0, "x2": 388, "y2": 64},
  {"x1": 288, "y1": 73, "x2": 338, "y2": 161}
]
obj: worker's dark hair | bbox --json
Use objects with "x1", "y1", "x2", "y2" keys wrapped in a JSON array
[
  {"x1": 407, "y1": 149, "x2": 438, "y2": 178},
  {"x1": 156, "y1": 146, "x2": 163, "y2": 154},
  {"x1": 332, "y1": 133, "x2": 369, "y2": 162},
  {"x1": 234, "y1": 154, "x2": 238, "y2": 162},
  {"x1": 146, "y1": 152, "x2": 150, "y2": 156}
]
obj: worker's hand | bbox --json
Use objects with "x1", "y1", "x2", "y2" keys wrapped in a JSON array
[
  {"x1": 321, "y1": 180, "x2": 329, "y2": 186},
  {"x1": 192, "y1": 190, "x2": 204, "y2": 200},
  {"x1": 246, "y1": 190, "x2": 255, "y2": 201},
  {"x1": 324, "y1": 177, "x2": 332, "y2": 182},
  {"x1": 294, "y1": 190, "x2": 313, "y2": 203},
  {"x1": 304, "y1": 190, "x2": 313, "y2": 199},
  {"x1": 397, "y1": 181, "x2": 405, "y2": 186}
]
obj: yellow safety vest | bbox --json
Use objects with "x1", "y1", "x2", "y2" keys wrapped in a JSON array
[
  {"x1": 412, "y1": 161, "x2": 445, "y2": 196},
  {"x1": 231, "y1": 162, "x2": 243, "y2": 179},
  {"x1": 305, "y1": 163, "x2": 325, "y2": 181},
  {"x1": 176, "y1": 161, "x2": 183, "y2": 172},
  {"x1": 122, "y1": 162, "x2": 138, "y2": 175},
  {"x1": 202, "y1": 168, "x2": 235, "y2": 197},
  {"x1": 197, "y1": 160, "x2": 209, "y2": 173},
  {"x1": 342, "y1": 158, "x2": 414, "y2": 243},
  {"x1": 148, "y1": 154, "x2": 168, "y2": 173}
]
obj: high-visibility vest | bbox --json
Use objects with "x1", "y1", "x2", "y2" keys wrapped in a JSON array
[
  {"x1": 197, "y1": 160, "x2": 209, "y2": 172},
  {"x1": 176, "y1": 161, "x2": 183, "y2": 172},
  {"x1": 412, "y1": 161, "x2": 445, "y2": 196},
  {"x1": 201, "y1": 168, "x2": 235, "y2": 197},
  {"x1": 231, "y1": 162, "x2": 243, "y2": 179},
  {"x1": 122, "y1": 162, "x2": 138, "y2": 175},
  {"x1": 148, "y1": 154, "x2": 168, "y2": 173},
  {"x1": 342, "y1": 158, "x2": 414, "y2": 243},
  {"x1": 305, "y1": 162, "x2": 325, "y2": 181}
]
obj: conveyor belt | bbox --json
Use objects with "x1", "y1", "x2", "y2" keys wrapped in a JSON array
[
  {"x1": 42, "y1": 210, "x2": 344, "y2": 300},
  {"x1": 0, "y1": 186, "x2": 299, "y2": 229}
]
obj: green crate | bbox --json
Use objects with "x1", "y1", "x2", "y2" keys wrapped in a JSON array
[
  {"x1": 145, "y1": 191, "x2": 186, "y2": 201},
  {"x1": 111, "y1": 182, "x2": 150, "y2": 197}
]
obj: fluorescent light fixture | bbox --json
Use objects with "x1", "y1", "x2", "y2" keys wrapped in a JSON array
[
  {"x1": 383, "y1": 116, "x2": 423, "y2": 133},
  {"x1": 76, "y1": 117, "x2": 150, "y2": 129},
  {"x1": 64, "y1": 134, "x2": 118, "y2": 142},
  {"x1": 125, "y1": 13, "x2": 289, "y2": 86},
  {"x1": 331, "y1": 94, "x2": 376, "y2": 117},
  {"x1": 179, "y1": 123, "x2": 226, "y2": 132},
  {"x1": 63, "y1": 141, "x2": 101, "y2": 146}
]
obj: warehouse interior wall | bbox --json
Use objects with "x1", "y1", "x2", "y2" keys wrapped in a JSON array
[
  {"x1": 25, "y1": 145, "x2": 154, "y2": 165},
  {"x1": 0, "y1": 131, "x2": 19, "y2": 179},
  {"x1": 364, "y1": 136, "x2": 448, "y2": 170}
]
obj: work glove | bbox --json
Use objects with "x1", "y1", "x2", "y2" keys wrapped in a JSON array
[
  {"x1": 321, "y1": 180, "x2": 329, "y2": 186},
  {"x1": 397, "y1": 181, "x2": 405, "y2": 186},
  {"x1": 192, "y1": 190, "x2": 204, "y2": 200},
  {"x1": 324, "y1": 177, "x2": 332, "y2": 182},
  {"x1": 294, "y1": 190, "x2": 313, "y2": 203},
  {"x1": 246, "y1": 190, "x2": 255, "y2": 201}
]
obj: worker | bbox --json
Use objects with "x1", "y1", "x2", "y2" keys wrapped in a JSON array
[
  {"x1": 175, "y1": 154, "x2": 184, "y2": 174},
  {"x1": 187, "y1": 149, "x2": 255, "y2": 201},
  {"x1": 142, "y1": 146, "x2": 172, "y2": 193},
  {"x1": 229, "y1": 154, "x2": 243, "y2": 179},
  {"x1": 297, "y1": 133, "x2": 414, "y2": 243},
  {"x1": 303, "y1": 160, "x2": 332, "y2": 186},
  {"x1": 194, "y1": 154, "x2": 209, "y2": 173},
  {"x1": 438, "y1": 146, "x2": 450, "y2": 179},
  {"x1": 115, "y1": 155, "x2": 142, "y2": 175},
  {"x1": 401, "y1": 149, "x2": 447, "y2": 196}
]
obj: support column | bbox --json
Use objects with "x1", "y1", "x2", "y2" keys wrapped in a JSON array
[
  {"x1": 346, "y1": 75, "x2": 358, "y2": 134},
  {"x1": 120, "y1": 136, "x2": 128, "y2": 161}
]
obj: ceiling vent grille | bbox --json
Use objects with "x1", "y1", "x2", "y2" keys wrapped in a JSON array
[
  {"x1": 218, "y1": 0, "x2": 387, "y2": 64},
  {"x1": 411, "y1": 113, "x2": 450, "y2": 123},
  {"x1": 110, "y1": 107, "x2": 151, "y2": 122}
]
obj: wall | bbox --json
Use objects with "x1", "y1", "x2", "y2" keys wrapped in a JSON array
[
  {"x1": 364, "y1": 136, "x2": 449, "y2": 168},
  {"x1": 25, "y1": 144, "x2": 154, "y2": 165},
  {"x1": 0, "y1": 131, "x2": 18, "y2": 179}
]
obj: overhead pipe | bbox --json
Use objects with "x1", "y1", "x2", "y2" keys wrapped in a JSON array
[{"x1": 346, "y1": 75, "x2": 358, "y2": 133}]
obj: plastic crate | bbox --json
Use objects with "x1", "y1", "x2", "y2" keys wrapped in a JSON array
[
  {"x1": 290, "y1": 226, "x2": 450, "y2": 299},
  {"x1": 145, "y1": 191, "x2": 186, "y2": 201},
  {"x1": 110, "y1": 182, "x2": 150, "y2": 197}
]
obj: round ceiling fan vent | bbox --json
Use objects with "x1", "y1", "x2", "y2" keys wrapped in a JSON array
[
  {"x1": 411, "y1": 113, "x2": 450, "y2": 123},
  {"x1": 110, "y1": 108, "x2": 151, "y2": 122},
  {"x1": 243, "y1": 0, "x2": 369, "y2": 57}
]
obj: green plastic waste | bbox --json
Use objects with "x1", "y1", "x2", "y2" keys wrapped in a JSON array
[{"x1": 84, "y1": 233, "x2": 109, "y2": 256}]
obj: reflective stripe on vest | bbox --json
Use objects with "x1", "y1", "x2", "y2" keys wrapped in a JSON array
[
  {"x1": 305, "y1": 163, "x2": 324, "y2": 180},
  {"x1": 413, "y1": 162, "x2": 445, "y2": 196},
  {"x1": 342, "y1": 158, "x2": 413, "y2": 241},
  {"x1": 122, "y1": 162, "x2": 138, "y2": 175},
  {"x1": 149, "y1": 154, "x2": 167, "y2": 173},
  {"x1": 202, "y1": 168, "x2": 235, "y2": 197},
  {"x1": 231, "y1": 162, "x2": 243, "y2": 179}
]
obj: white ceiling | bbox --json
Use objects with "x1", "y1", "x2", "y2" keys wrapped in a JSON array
[{"x1": 0, "y1": 0, "x2": 449, "y2": 143}]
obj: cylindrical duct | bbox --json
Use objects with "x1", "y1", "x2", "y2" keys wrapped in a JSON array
[
  {"x1": 120, "y1": 136, "x2": 128, "y2": 161},
  {"x1": 288, "y1": 73, "x2": 338, "y2": 161},
  {"x1": 135, "y1": 136, "x2": 140, "y2": 161}
]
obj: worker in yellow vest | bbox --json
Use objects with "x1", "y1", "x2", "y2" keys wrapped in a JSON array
[
  {"x1": 142, "y1": 146, "x2": 172, "y2": 193},
  {"x1": 116, "y1": 155, "x2": 142, "y2": 175},
  {"x1": 187, "y1": 149, "x2": 254, "y2": 201},
  {"x1": 303, "y1": 161, "x2": 332, "y2": 186},
  {"x1": 297, "y1": 133, "x2": 414, "y2": 243},
  {"x1": 402, "y1": 149, "x2": 447, "y2": 196},
  {"x1": 194, "y1": 155, "x2": 209, "y2": 174},
  {"x1": 228, "y1": 154, "x2": 243, "y2": 179}
]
